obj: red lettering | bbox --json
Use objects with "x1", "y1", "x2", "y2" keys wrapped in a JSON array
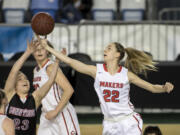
[{"x1": 100, "y1": 81, "x2": 105, "y2": 87}]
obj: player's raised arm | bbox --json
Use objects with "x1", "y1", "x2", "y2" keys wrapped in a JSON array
[
  {"x1": 37, "y1": 36, "x2": 97, "y2": 78},
  {"x1": 32, "y1": 59, "x2": 59, "y2": 109},
  {"x1": 4, "y1": 39, "x2": 38, "y2": 102},
  {"x1": 128, "y1": 71, "x2": 174, "y2": 93}
]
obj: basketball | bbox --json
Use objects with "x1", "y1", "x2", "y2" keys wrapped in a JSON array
[{"x1": 31, "y1": 12, "x2": 55, "y2": 35}]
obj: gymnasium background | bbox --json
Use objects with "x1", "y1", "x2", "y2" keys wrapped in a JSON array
[{"x1": 0, "y1": 0, "x2": 180, "y2": 134}]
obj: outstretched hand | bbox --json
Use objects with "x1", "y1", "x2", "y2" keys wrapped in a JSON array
[
  {"x1": 41, "y1": 39, "x2": 49, "y2": 49},
  {"x1": 35, "y1": 33, "x2": 49, "y2": 49},
  {"x1": 163, "y1": 82, "x2": 174, "y2": 93},
  {"x1": 26, "y1": 38, "x2": 39, "y2": 54},
  {"x1": 61, "y1": 48, "x2": 67, "y2": 55}
]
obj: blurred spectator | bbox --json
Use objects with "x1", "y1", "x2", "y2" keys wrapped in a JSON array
[
  {"x1": 143, "y1": 126, "x2": 162, "y2": 135},
  {"x1": 60, "y1": 0, "x2": 82, "y2": 23},
  {"x1": 78, "y1": 0, "x2": 93, "y2": 19}
]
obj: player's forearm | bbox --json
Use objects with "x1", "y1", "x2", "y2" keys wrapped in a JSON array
[
  {"x1": 48, "y1": 62, "x2": 59, "y2": 83},
  {"x1": 38, "y1": 62, "x2": 58, "y2": 99},
  {"x1": 11, "y1": 51, "x2": 31, "y2": 72},
  {"x1": 46, "y1": 46, "x2": 87, "y2": 73},
  {"x1": 150, "y1": 84, "x2": 167, "y2": 93},
  {"x1": 4, "y1": 51, "x2": 31, "y2": 92},
  {"x1": 54, "y1": 89, "x2": 74, "y2": 114},
  {"x1": 46, "y1": 45, "x2": 71, "y2": 64}
]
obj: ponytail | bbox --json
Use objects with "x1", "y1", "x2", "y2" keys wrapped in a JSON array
[{"x1": 124, "y1": 48, "x2": 157, "y2": 76}]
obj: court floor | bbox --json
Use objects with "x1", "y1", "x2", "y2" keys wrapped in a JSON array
[{"x1": 80, "y1": 124, "x2": 180, "y2": 135}]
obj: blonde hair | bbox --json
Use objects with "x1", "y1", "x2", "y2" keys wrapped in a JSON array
[{"x1": 114, "y1": 42, "x2": 157, "y2": 76}]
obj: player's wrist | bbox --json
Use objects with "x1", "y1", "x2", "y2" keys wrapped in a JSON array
[
  {"x1": 25, "y1": 50, "x2": 32, "y2": 55},
  {"x1": 54, "y1": 108, "x2": 60, "y2": 114}
]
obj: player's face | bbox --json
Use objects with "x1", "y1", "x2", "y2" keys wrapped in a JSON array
[
  {"x1": 15, "y1": 72, "x2": 30, "y2": 94},
  {"x1": 33, "y1": 43, "x2": 49, "y2": 62},
  {"x1": 104, "y1": 43, "x2": 120, "y2": 62}
]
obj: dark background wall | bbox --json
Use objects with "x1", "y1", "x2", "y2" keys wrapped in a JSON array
[{"x1": 0, "y1": 61, "x2": 179, "y2": 109}]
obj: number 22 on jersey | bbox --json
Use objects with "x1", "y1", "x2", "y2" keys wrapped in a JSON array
[{"x1": 103, "y1": 89, "x2": 120, "y2": 103}]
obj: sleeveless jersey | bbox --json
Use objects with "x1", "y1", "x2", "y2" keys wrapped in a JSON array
[
  {"x1": 7, "y1": 93, "x2": 36, "y2": 135},
  {"x1": 0, "y1": 115, "x2": 6, "y2": 135},
  {"x1": 94, "y1": 64, "x2": 134, "y2": 119},
  {"x1": 33, "y1": 59, "x2": 65, "y2": 112}
]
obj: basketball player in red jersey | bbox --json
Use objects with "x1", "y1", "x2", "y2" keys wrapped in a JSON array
[
  {"x1": 4, "y1": 39, "x2": 59, "y2": 135},
  {"x1": 39, "y1": 39, "x2": 174, "y2": 135},
  {"x1": 32, "y1": 39, "x2": 80, "y2": 135}
]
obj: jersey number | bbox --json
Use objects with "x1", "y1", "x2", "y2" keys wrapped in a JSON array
[
  {"x1": 103, "y1": 89, "x2": 120, "y2": 103},
  {"x1": 14, "y1": 118, "x2": 29, "y2": 131}
]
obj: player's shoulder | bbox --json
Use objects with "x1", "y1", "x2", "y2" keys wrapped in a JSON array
[
  {"x1": 46, "y1": 60, "x2": 62, "y2": 74},
  {"x1": 96, "y1": 63, "x2": 104, "y2": 71},
  {"x1": 120, "y1": 66, "x2": 128, "y2": 74},
  {"x1": 3, "y1": 117, "x2": 14, "y2": 125}
]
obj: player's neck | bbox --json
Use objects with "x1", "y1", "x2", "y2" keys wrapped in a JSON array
[
  {"x1": 17, "y1": 92, "x2": 28, "y2": 99},
  {"x1": 0, "y1": 107, "x2": 5, "y2": 115},
  {"x1": 37, "y1": 58, "x2": 49, "y2": 68},
  {"x1": 105, "y1": 61, "x2": 119, "y2": 75}
]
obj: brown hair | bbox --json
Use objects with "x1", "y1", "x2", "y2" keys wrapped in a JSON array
[
  {"x1": 143, "y1": 126, "x2": 162, "y2": 135},
  {"x1": 114, "y1": 42, "x2": 157, "y2": 76},
  {"x1": 46, "y1": 40, "x2": 54, "y2": 57},
  {"x1": 0, "y1": 89, "x2": 6, "y2": 107}
]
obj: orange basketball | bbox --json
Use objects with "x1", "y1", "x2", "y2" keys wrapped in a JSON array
[{"x1": 31, "y1": 12, "x2": 55, "y2": 35}]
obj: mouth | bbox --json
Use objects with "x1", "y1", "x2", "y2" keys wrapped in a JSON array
[
  {"x1": 37, "y1": 54, "x2": 43, "y2": 57},
  {"x1": 23, "y1": 84, "x2": 28, "y2": 87}
]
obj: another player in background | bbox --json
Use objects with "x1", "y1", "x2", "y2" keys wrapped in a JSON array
[
  {"x1": 4, "y1": 39, "x2": 59, "y2": 135},
  {"x1": 32, "y1": 38, "x2": 80, "y2": 135},
  {"x1": 0, "y1": 90, "x2": 15, "y2": 135},
  {"x1": 39, "y1": 40, "x2": 174, "y2": 135},
  {"x1": 143, "y1": 126, "x2": 162, "y2": 135}
]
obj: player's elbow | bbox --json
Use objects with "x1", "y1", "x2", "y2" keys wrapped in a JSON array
[
  {"x1": 150, "y1": 89, "x2": 157, "y2": 93},
  {"x1": 70, "y1": 88, "x2": 74, "y2": 95}
]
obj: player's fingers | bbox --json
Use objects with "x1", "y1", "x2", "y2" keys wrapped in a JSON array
[
  {"x1": 35, "y1": 33, "x2": 41, "y2": 42},
  {"x1": 61, "y1": 48, "x2": 67, "y2": 55},
  {"x1": 30, "y1": 37, "x2": 34, "y2": 45},
  {"x1": 165, "y1": 82, "x2": 174, "y2": 93}
]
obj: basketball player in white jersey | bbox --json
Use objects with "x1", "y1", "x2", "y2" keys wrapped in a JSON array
[
  {"x1": 39, "y1": 39, "x2": 174, "y2": 135},
  {"x1": 32, "y1": 39, "x2": 80, "y2": 135},
  {"x1": 0, "y1": 90, "x2": 15, "y2": 135}
]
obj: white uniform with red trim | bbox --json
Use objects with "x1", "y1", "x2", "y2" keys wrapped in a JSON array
[
  {"x1": 0, "y1": 115, "x2": 6, "y2": 135},
  {"x1": 94, "y1": 64, "x2": 143, "y2": 135},
  {"x1": 33, "y1": 59, "x2": 80, "y2": 135}
]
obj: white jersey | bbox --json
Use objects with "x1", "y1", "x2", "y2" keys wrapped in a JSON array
[
  {"x1": 33, "y1": 59, "x2": 80, "y2": 135},
  {"x1": 0, "y1": 115, "x2": 6, "y2": 135},
  {"x1": 94, "y1": 64, "x2": 134, "y2": 119},
  {"x1": 33, "y1": 59, "x2": 64, "y2": 111}
]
